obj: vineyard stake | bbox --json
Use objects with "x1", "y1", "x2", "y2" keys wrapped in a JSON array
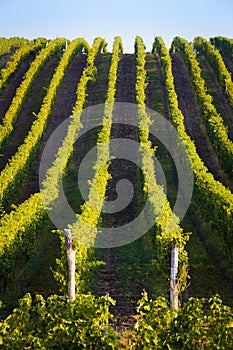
[
  {"x1": 170, "y1": 244, "x2": 179, "y2": 311},
  {"x1": 64, "y1": 229, "x2": 76, "y2": 301},
  {"x1": 103, "y1": 292, "x2": 110, "y2": 336}
]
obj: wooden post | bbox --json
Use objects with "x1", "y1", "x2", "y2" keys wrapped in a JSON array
[
  {"x1": 64, "y1": 229, "x2": 76, "y2": 301},
  {"x1": 103, "y1": 292, "x2": 109, "y2": 336},
  {"x1": 170, "y1": 244, "x2": 179, "y2": 311}
]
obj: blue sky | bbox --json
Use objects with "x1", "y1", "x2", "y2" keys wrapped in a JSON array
[{"x1": 1, "y1": 0, "x2": 233, "y2": 52}]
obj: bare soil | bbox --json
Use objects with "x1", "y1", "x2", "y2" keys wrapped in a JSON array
[{"x1": 115, "y1": 54, "x2": 136, "y2": 103}]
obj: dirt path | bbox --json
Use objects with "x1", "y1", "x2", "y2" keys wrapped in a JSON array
[
  {"x1": 0, "y1": 53, "x2": 36, "y2": 123},
  {"x1": 115, "y1": 54, "x2": 136, "y2": 103},
  {"x1": 93, "y1": 248, "x2": 136, "y2": 332},
  {"x1": 171, "y1": 52, "x2": 233, "y2": 191}
]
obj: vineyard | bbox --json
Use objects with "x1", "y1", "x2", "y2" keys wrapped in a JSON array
[{"x1": 0, "y1": 35, "x2": 233, "y2": 348}]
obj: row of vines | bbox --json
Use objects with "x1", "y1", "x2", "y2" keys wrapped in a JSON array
[
  {"x1": 0, "y1": 37, "x2": 90, "y2": 289},
  {"x1": 171, "y1": 36, "x2": 233, "y2": 175},
  {"x1": 154, "y1": 36, "x2": 233, "y2": 282}
]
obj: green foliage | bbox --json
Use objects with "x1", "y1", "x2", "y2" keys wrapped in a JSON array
[
  {"x1": 0, "y1": 194, "x2": 46, "y2": 290},
  {"x1": 210, "y1": 36, "x2": 233, "y2": 56},
  {"x1": 194, "y1": 36, "x2": 233, "y2": 109},
  {"x1": 131, "y1": 292, "x2": 233, "y2": 349},
  {"x1": 0, "y1": 37, "x2": 31, "y2": 57},
  {"x1": 171, "y1": 36, "x2": 233, "y2": 175},
  {"x1": 1, "y1": 291, "x2": 233, "y2": 348},
  {"x1": 0, "y1": 292, "x2": 119, "y2": 349}
]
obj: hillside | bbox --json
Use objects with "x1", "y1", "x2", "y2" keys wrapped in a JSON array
[{"x1": 0, "y1": 36, "x2": 233, "y2": 347}]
